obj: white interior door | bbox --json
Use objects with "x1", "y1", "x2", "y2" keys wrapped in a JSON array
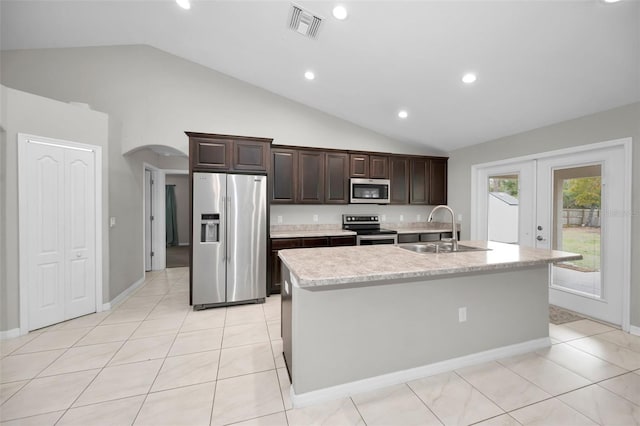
[
  {"x1": 26, "y1": 142, "x2": 66, "y2": 329},
  {"x1": 536, "y1": 146, "x2": 626, "y2": 325},
  {"x1": 22, "y1": 137, "x2": 97, "y2": 330}
]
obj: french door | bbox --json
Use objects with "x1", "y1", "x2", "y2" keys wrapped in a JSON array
[
  {"x1": 536, "y1": 146, "x2": 627, "y2": 325},
  {"x1": 473, "y1": 141, "x2": 630, "y2": 327},
  {"x1": 19, "y1": 135, "x2": 99, "y2": 331}
]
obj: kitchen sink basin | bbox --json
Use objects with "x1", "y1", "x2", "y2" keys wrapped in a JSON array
[{"x1": 398, "y1": 242, "x2": 491, "y2": 254}]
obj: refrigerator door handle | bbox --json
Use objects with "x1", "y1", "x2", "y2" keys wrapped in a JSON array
[{"x1": 227, "y1": 196, "x2": 232, "y2": 263}]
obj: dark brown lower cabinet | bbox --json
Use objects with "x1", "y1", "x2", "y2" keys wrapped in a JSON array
[{"x1": 268, "y1": 235, "x2": 356, "y2": 294}]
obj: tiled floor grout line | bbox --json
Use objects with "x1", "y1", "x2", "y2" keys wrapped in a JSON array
[
  {"x1": 209, "y1": 304, "x2": 228, "y2": 426},
  {"x1": 130, "y1": 304, "x2": 190, "y2": 426},
  {"x1": 405, "y1": 381, "x2": 448, "y2": 425},
  {"x1": 348, "y1": 395, "x2": 369, "y2": 425}
]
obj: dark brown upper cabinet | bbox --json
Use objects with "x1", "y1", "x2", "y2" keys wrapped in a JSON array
[
  {"x1": 429, "y1": 158, "x2": 447, "y2": 205},
  {"x1": 325, "y1": 152, "x2": 349, "y2": 204},
  {"x1": 369, "y1": 155, "x2": 389, "y2": 178},
  {"x1": 298, "y1": 150, "x2": 325, "y2": 203},
  {"x1": 188, "y1": 132, "x2": 271, "y2": 173},
  {"x1": 349, "y1": 153, "x2": 389, "y2": 179},
  {"x1": 410, "y1": 157, "x2": 430, "y2": 204},
  {"x1": 271, "y1": 148, "x2": 298, "y2": 204},
  {"x1": 389, "y1": 156, "x2": 409, "y2": 204},
  {"x1": 349, "y1": 154, "x2": 369, "y2": 178}
]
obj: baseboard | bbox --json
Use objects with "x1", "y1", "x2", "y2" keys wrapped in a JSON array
[
  {"x1": 102, "y1": 276, "x2": 145, "y2": 311},
  {"x1": 290, "y1": 337, "x2": 551, "y2": 408},
  {"x1": 0, "y1": 328, "x2": 21, "y2": 340},
  {"x1": 630, "y1": 325, "x2": 640, "y2": 337}
]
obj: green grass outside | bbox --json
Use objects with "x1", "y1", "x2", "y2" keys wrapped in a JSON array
[{"x1": 559, "y1": 226, "x2": 601, "y2": 271}]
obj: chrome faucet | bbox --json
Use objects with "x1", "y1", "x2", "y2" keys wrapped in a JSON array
[{"x1": 427, "y1": 205, "x2": 458, "y2": 251}]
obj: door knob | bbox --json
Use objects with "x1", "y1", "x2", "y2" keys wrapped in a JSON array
[
  {"x1": 537, "y1": 225, "x2": 543, "y2": 231},
  {"x1": 536, "y1": 235, "x2": 544, "y2": 241}
]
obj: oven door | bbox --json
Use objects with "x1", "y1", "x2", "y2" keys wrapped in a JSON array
[{"x1": 356, "y1": 234, "x2": 398, "y2": 245}]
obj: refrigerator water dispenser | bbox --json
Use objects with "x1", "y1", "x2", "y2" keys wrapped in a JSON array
[{"x1": 200, "y1": 213, "x2": 220, "y2": 243}]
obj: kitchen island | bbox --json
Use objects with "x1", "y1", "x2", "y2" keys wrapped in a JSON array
[{"x1": 279, "y1": 241, "x2": 581, "y2": 407}]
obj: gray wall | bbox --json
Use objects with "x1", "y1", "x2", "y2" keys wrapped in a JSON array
[
  {"x1": 448, "y1": 102, "x2": 640, "y2": 326},
  {"x1": 0, "y1": 45, "x2": 434, "y2": 332},
  {"x1": 0, "y1": 85, "x2": 109, "y2": 332},
  {"x1": 165, "y1": 174, "x2": 190, "y2": 246}
]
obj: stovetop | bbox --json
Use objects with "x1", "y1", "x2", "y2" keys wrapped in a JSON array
[{"x1": 342, "y1": 214, "x2": 398, "y2": 235}]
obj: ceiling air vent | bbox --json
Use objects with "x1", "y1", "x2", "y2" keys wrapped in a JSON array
[{"x1": 289, "y1": 4, "x2": 322, "y2": 39}]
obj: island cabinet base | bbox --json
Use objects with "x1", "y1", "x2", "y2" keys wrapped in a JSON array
[{"x1": 282, "y1": 265, "x2": 550, "y2": 407}]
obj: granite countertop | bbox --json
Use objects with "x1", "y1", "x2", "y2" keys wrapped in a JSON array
[{"x1": 278, "y1": 240, "x2": 581, "y2": 288}]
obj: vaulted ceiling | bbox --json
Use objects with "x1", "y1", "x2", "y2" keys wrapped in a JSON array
[{"x1": 2, "y1": 0, "x2": 638, "y2": 152}]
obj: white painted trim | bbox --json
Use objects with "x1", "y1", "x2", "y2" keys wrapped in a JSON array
[
  {"x1": 629, "y1": 325, "x2": 640, "y2": 337},
  {"x1": 18, "y1": 134, "x2": 103, "y2": 336},
  {"x1": 102, "y1": 276, "x2": 145, "y2": 311},
  {"x1": 471, "y1": 137, "x2": 632, "y2": 330},
  {"x1": 0, "y1": 329, "x2": 21, "y2": 340},
  {"x1": 142, "y1": 163, "x2": 167, "y2": 272},
  {"x1": 290, "y1": 337, "x2": 551, "y2": 408}
]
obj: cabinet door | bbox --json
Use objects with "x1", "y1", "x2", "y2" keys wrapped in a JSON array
[
  {"x1": 370, "y1": 155, "x2": 389, "y2": 179},
  {"x1": 429, "y1": 158, "x2": 447, "y2": 205},
  {"x1": 325, "y1": 152, "x2": 349, "y2": 204},
  {"x1": 350, "y1": 154, "x2": 369, "y2": 177},
  {"x1": 233, "y1": 140, "x2": 268, "y2": 172},
  {"x1": 298, "y1": 151, "x2": 325, "y2": 203},
  {"x1": 410, "y1": 158, "x2": 429, "y2": 204},
  {"x1": 191, "y1": 137, "x2": 231, "y2": 170},
  {"x1": 271, "y1": 149, "x2": 297, "y2": 203},
  {"x1": 389, "y1": 156, "x2": 409, "y2": 204}
]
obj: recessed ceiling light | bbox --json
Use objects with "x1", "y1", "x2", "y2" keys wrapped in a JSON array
[
  {"x1": 176, "y1": 0, "x2": 190, "y2": 10},
  {"x1": 602, "y1": 0, "x2": 621, "y2": 3},
  {"x1": 304, "y1": 71, "x2": 315, "y2": 80},
  {"x1": 398, "y1": 110, "x2": 408, "y2": 119},
  {"x1": 462, "y1": 73, "x2": 477, "y2": 84},
  {"x1": 332, "y1": 5, "x2": 348, "y2": 20}
]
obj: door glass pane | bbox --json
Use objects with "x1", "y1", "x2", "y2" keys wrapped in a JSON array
[
  {"x1": 487, "y1": 175, "x2": 519, "y2": 243},
  {"x1": 551, "y1": 165, "x2": 602, "y2": 298}
]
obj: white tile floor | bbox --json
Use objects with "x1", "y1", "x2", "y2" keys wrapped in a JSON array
[{"x1": 2, "y1": 267, "x2": 640, "y2": 425}]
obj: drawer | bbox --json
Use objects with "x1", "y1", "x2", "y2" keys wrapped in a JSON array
[
  {"x1": 271, "y1": 238, "x2": 302, "y2": 250},
  {"x1": 301, "y1": 237, "x2": 329, "y2": 248},
  {"x1": 419, "y1": 233, "x2": 441, "y2": 242},
  {"x1": 397, "y1": 233, "x2": 419, "y2": 243},
  {"x1": 329, "y1": 236, "x2": 356, "y2": 246}
]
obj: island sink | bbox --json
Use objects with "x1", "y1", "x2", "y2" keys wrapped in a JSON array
[{"x1": 398, "y1": 242, "x2": 491, "y2": 253}]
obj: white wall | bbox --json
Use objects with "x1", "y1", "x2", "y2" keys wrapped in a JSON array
[
  {"x1": 0, "y1": 85, "x2": 109, "y2": 332},
  {"x1": 165, "y1": 174, "x2": 190, "y2": 245},
  {"x1": 448, "y1": 102, "x2": 640, "y2": 327}
]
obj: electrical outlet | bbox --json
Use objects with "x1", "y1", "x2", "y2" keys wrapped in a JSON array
[
  {"x1": 417, "y1": 214, "x2": 421, "y2": 221},
  {"x1": 313, "y1": 214, "x2": 318, "y2": 222},
  {"x1": 381, "y1": 214, "x2": 386, "y2": 222},
  {"x1": 400, "y1": 214, "x2": 404, "y2": 222},
  {"x1": 458, "y1": 307, "x2": 467, "y2": 322},
  {"x1": 110, "y1": 217, "x2": 116, "y2": 228},
  {"x1": 457, "y1": 214, "x2": 463, "y2": 222},
  {"x1": 277, "y1": 215, "x2": 283, "y2": 224}
]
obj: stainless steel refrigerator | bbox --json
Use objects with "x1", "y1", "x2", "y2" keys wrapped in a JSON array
[{"x1": 191, "y1": 172, "x2": 267, "y2": 308}]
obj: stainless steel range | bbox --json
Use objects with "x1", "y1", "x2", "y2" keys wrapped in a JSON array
[{"x1": 342, "y1": 214, "x2": 398, "y2": 245}]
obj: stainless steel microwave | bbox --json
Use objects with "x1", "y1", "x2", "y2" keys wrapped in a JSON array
[{"x1": 350, "y1": 178, "x2": 391, "y2": 204}]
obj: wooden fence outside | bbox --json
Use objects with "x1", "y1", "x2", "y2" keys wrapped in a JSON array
[{"x1": 563, "y1": 208, "x2": 600, "y2": 227}]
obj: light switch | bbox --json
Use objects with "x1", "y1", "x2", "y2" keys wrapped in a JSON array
[{"x1": 109, "y1": 217, "x2": 116, "y2": 228}]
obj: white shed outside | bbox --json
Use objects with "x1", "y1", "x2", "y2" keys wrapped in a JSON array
[{"x1": 488, "y1": 192, "x2": 519, "y2": 243}]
